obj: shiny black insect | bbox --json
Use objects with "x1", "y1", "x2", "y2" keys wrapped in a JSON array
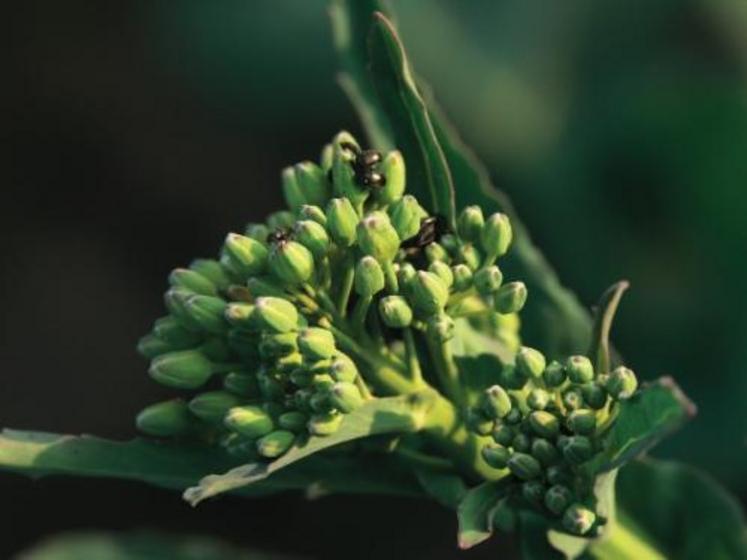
[
  {"x1": 336, "y1": 143, "x2": 387, "y2": 189},
  {"x1": 267, "y1": 228, "x2": 293, "y2": 246},
  {"x1": 401, "y1": 215, "x2": 450, "y2": 264}
]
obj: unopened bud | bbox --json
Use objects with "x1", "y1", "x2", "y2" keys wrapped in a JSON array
[
  {"x1": 298, "y1": 327, "x2": 336, "y2": 360},
  {"x1": 458, "y1": 205, "x2": 484, "y2": 243},
  {"x1": 531, "y1": 438, "x2": 560, "y2": 466},
  {"x1": 527, "y1": 388, "x2": 550, "y2": 411},
  {"x1": 256, "y1": 430, "x2": 296, "y2": 458},
  {"x1": 308, "y1": 411, "x2": 344, "y2": 436},
  {"x1": 189, "y1": 259, "x2": 232, "y2": 290},
  {"x1": 252, "y1": 297, "x2": 299, "y2": 333},
  {"x1": 481, "y1": 213, "x2": 513, "y2": 261},
  {"x1": 581, "y1": 382, "x2": 608, "y2": 410},
  {"x1": 492, "y1": 422, "x2": 515, "y2": 446},
  {"x1": 507, "y1": 452, "x2": 542, "y2": 480},
  {"x1": 460, "y1": 243, "x2": 482, "y2": 271},
  {"x1": 566, "y1": 355, "x2": 594, "y2": 384},
  {"x1": 388, "y1": 195, "x2": 426, "y2": 239},
  {"x1": 326, "y1": 197, "x2": 359, "y2": 247},
  {"x1": 474, "y1": 266, "x2": 503, "y2": 295},
  {"x1": 136, "y1": 399, "x2": 193, "y2": 437},
  {"x1": 451, "y1": 264, "x2": 473, "y2": 291},
  {"x1": 357, "y1": 211, "x2": 400, "y2": 263},
  {"x1": 332, "y1": 142, "x2": 366, "y2": 206},
  {"x1": 397, "y1": 262, "x2": 417, "y2": 294},
  {"x1": 149, "y1": 350, "x2": 212, "y2": 389},
  {"x1": 543, "y1": 360, "x2": 566, "y2": 387},
  {"x1": 278, "y1": 411, "x2": 308, "y2": 432},
  {"x1": 427, "y1": 313, "x2": 455, "y2": 342},
  {"x1": 545, "y1": 485, "x2": 573, "y2": 516},
  {"x1": 137, "y1": 334, "x2": 172, "y2": 359},
  {"x1": 169, "y1": 268, "x2": 216, "y2": 296},
  {"x1": 547, "y1": 465, "x2": 574, "y2": 487},
  {"x1": 428, "y1": 261, "x2": 454, "y2": 288},
  {"x1": 494, "y1": 282, "x2": 527, "y2": 314},
  {"x1": 153, "y1": 316, "x2": 201, "y2": 348},
  {"x1": 224, "y1": 405, "x2": 274, "y2": 438},
  {"x1": 224, "y1": 303, "x2": 254, "y2": 327},
  {"x1": 188, "y1": 390, "x2": 241, "y2": 424},
  {"x1": 330, "y1": 353, "x2": 359, "y2": 383},
  {"x1": 329, "y1": 382, "x2": 364, "y2": 413},
  {"x1": 606, "y1": 366, "x2": 638, "y2": 400},
  {"x1": 221, "y1": 233, "x2": 268, "y2": 278},
  {"x1": 482, "y1": 444, "x2": 510, "y2": 469},
  {"x1": 294, "y1": 220, "x2": 330, "y2": 258},
  {"x1": 184, "y1": 295, "x2": 228, "y2": 335},
  {"x1": 245, "y1": 223, "x2": 270, "y2": 243},
  {"x1": 378, "y1": 295, "x2": 413, "y2": 328},
  {"x1": 562, "y1": 387, "x2": 584, "y2": 411},
  {"x1": 354, "y1": 256, "x2": 385, "y2": 297},
  {"x1": 299, "y1": 204, "x2": 327, "y2": 226},
  {"x1": 320, "y1": 143, "x2": 334, "y2": 172},
  {"x1": 466, "y1": 408, "x2": 494, "y2": 436},
  {"x1": 295, "y1": 161, "x2": 330, "y2": 207},
  {"x1": 267, "y1": 211, "x2": 295, "y2": 231},
  {"x1": 412, "y1": 271, "x2": 449, "y2": 315},
  {"x1": 529, "y1": 411, "x2": 560, "y2": 439},
  {"x1": 522, "y1": 480, "x2": 546, "y2": 505},
  {"x1": 562, "y1": 504, "x2": 596, "y2": 536},
  {"x1": 483, "y1": 385, "x2": 512, "y2": 419},
  {"x1": 269, "y1": 240, "x2": 314, "y2": 285},
  {"x1": 376, "y1": 150, "x2": 406, "y2": 205},
  {"x1": 425, "y1": 242, "x2": 450, "y2": 263},
  {"x1": 512, "y1": 433, "x2": 532, "y2": 453},
  {"x1": 282, "y1": 166, "x2": 305, "y2": 211},
  {"x1": 568, "y1": 409, "x2": 597, "y2": 435},
  {"x1": 516, "y1": 347, "x2": 546, "y2": 380},
  {"x1": 223, "y1": 371, "x2": 260, "y2": 397},
  {"x1": 259, "y1": 332, "x2": 298, "y2": 358},
  {"x1": 562, "y1": 436, "x2": 594, "y2": 464}
]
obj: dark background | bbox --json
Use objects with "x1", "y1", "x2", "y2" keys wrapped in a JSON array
[{"x1": 6, "y1": 1, "x2": 747, "y2": 558}]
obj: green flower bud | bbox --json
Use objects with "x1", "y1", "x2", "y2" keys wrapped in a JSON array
[
  {"x1": 278, "y1": 411, "x2": 308, "y2": 432},
  {"x1": 153, "y1": 316, "x2": 202, "y2": 348},
  {"x1": 224, "y1": 405, "x2": 274, "y2": 438},
  {"x1": 562, "y1": 387, "x2": 584, "y2": 411},
  {"x1": 543, "y1": 360, "x2": 566, "y2": 387},
  {"x1": 298, "y1": 327, "x2": 336, "y2": 360},
  {"x1": 259, "y1": 332, "x2": 299, "y2": 358},
  {"x1": 547, "y1": 465, "x2": 574, "y2": 487},
  {"x1": 332, "y1": 143, "x2": 366, "y2": 206},
  {"x1": 466, "y1": 408, "x2": 495, "y2": 436},
  {"x1": 493, "y1": 422, "x2": 515, "y2": 446},
  {"x1": 458, "y1": 205, "x2": 485, "y2": 243},
  {"x1": 481, "y1": 213, "x2": 513, "y2": 261},
  {"x1": 245, "y1": 276, "x2": 284, "y2": 299},
  {"x1": 320, "y1": 143, "x2": 334, "y2": 172},
  {"x1": 566, "y1": 355, "x2": 594, "y2": 384},
  {"x1": 136, "y1": 399, "x2": 193, "y2": 437},
  {"x1": 460, "y1": 243, "x2": 482, "y2": 271},
  {"x1": 581, "y1": 382, "x2": 608, "y2": 410},
  {"x1": 451, "y1": 264, "x2": 473, "y2": 292},
  {"x1": 492, "y1": 498, "x2": 517, "y2": 532},
  {"x1": 267, "y1": 211, "x2": 295, "y2": 230},
  {"x1": 326, "y1": 197, "x2": 359, "y2": 247},
  {"x1": 494, "y1": 282, "x2": 527, "y2": 314},
  {"x1": 330, "y1": 353, "x2": 359, "y2": 383},
  {"x1": 137, "y1": 334, "x2": 173, "y2": 359},
  {"x1": 512, "y1": 432, "x2": 532, "y2": 453},
  {"x1": 563, "y1": 436, "x2": 594, "y2": 464},
  {"x1": 568, "y1": 409, "x2": 597, "y2": 435},
  {"x1": 545, "y1": 485, "x2": 573, "y2": 516},
  {"x1": 397, "y1": 262, "x2": 417, "y2": 294},
  {"x1": 188, "y1": 390, "x2": 242, "y2": 424},
  {"x1": 295, "y1": 161, "x2": 330, "y2": 207},
  {"x1": 427, "y1": 313, "x2": 455, "y2": 342},
  {"x1": 516, "y1": 347, "x2": 546, "y2": 380},
  {"x1": 224, "y1": 303, "x2": 254, "y2": 328},
  {"x1": 294, "y1": 220, "x2": 330, "y2": 258},
  {"x1": 277, "y1": 352, "x2": 303, "y2": 373},
  {"x1": 281, "y1": 166, "x2": 305, "y2": 211},
  {"x1": 189, "y1": 259, "x2": 232, "y2": 291},
  {"x1": 299, "y1": 204, "x2": 327, "y2": 226},
  {"x1": 252, "y1": 297, "x2": 299, "y2": 333},
  {"x1": 226, "y1": 285, "x2": 252, "y2": 303},
  {"x1": 531, "y1": 438, "x2": 560, "y2": 466},
  {"x1": 256, "y1": 430, "x2": 295, "y2": 458},
  {"x1": 501, "y1": 365, "x2": 528, "y2": 390},
  {"x1": 606, "y1": 366, "x2": 638, "y2": 400},
  {"x1": 412, "y1": 271, "x2": 449, "y2": 315},
  {"x1": 149, "y1": 350, "x2": 212, "y2": 389},
  {"x1": 507, "y1": 452, "x2": 542, "y2": 480},
  {"x1": 428, "y1": 261, "x2": 454, "y2": 288},
  {"x1": 309, "y1": 391, "x2": 332, "y2": 413},
  {"x1": 223, "y1": 371, "x2": 260, "y2": 397},
  {"x1": 482, "y1": 444, "x2": 510, "y2": 469},
  {"x1": 378, "y1": 295, "x2": 413, "y2": 328},
  {"x1": 221, "y1": 233, "x2": 268, "y2": 278},
  {"x1": 269, "y1": 240, "x2": 314, "y2": 285},
  {"x1": 354, "y1": 256, "x2": 385, "y2": 297},
  {"x1": 258, "y1": 372, "x2": 285, "y2": 401},
  {"x1": 163, "y1": 288, "x2": 199, "y2": 330},
  {"x1": 376, "y1": 150, "x2": 406, "y2": 205},
  {"x1": 199, "y1": 336, "x2": 231, "y2": 361},
  {"x1": 308, "y1": 411, "x2": 343, "y2": 436},
  {"x1": 504, "y1": 405, "x2": 523, "y2": 425},
  {"x1": 357, "y1": 211, "x2": 400, "y2": 263},
  {"x1": 388, "y1": 195, "x2": 426, "y2": 240},
  {"x1": 425, "y1": 242, "x2": 450, "y2": 264},
  {"x1": 184, "y1": 295, "x2": 228, "y2": 334},
  {"x1": 562, "y1": 504, "x2": 596, "y2": 536},
  {"x1": 483, "y1": 385, "x2": 512, "y2": 419},
  {"x1": 440, "y1": 233, "x2": 460, "y2": 256},
  {"x1": 169, "y1": 268, "x2": 217, "y2": 296},
  {"x1": 528, "y1": 411, "x2": 560, "y2": 439},
  {"x1": 244, "y1": 223, "x2": 270, "y2": 243},
  {"x1": 522, "y1": 480, "x2": 546, "y2": 505},
  {"x1": 329, "y1": 382, "x2": 364, "y2": 413}
]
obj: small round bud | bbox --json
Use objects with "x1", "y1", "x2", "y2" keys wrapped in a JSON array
[
  {"x1": 184, "y1": 295, "x2": 228, "y2": 335},
  {"x1": 528, "y1": 411, "x2": 560, "y2": 439},
  {"x1": 412, "y1": 271, "x2": 449, "y2": 315},
  {"x1": 439, "y1": 233, "x2": 460, "y2": 256},
  {"x1": 504, "y1": 404, "x2": 523, "y2": 425},
  {"x1": 494, "y1": 282, "x2": 527, "y2": 314},
  {"x1": 457, "y1": 205, "x2": 485, "y2": 243},
  {"x1": 460, "y1": 243, "x2": 482, "y2": 271},
  {"x1": 562, "y1": 436, "x2": 594, "y2": 464},
  {"x1": 522, "y1": 480, "x2": 546, "y2": 505},
  {"x1": 531, "y1": 438, "x2": 560, "y2": 466},
  {"x1": 566, "y1": 355, "x2": 594, "y2": 384},
  {"x1": 507, "y1": 452, "x2": 542, "y2": 480},
  {"x1": 267, "y1": 211, "x2": 296, "y2": 230},
  {"x1": 169, "y1": 268, "x2": 217, "y2": 296},
  {"x1": 256, "y1": 430, "x2": 295, "y2": 458},
  {"x1": 425, "y1": 242, "x2": 450, "y2": 263},
  {"x1": 326, "y1": 197, "x2": 359, "y2": 247},
  {"x1": 224, "y1": 303, "x2": 254, "y2": 327},
  {"x1": 581, "y1": 382, "x2": 608, "y2": 410},
  {"x1": 153, "y1": 316, "x2": 201, "y2": 348},
  {"x1": 512, "y1": 432, "x2": 532, "y2": 453},
  {"x1": 481, "y1": 213, "x2": 513, "y2": 260},
  {"x1": 388, "y1": 195, "x2": 426, "y2": 240},
  {"x1": 224, "y1": 405, "x2": 274, "y2": 438},
  {"x1": 427, "y1": 313, "x2": 455, "y2": 342},
  {"x1": 299, "y1": 204, "x2": 327, "y2": 225},
  {"x1": 354, "y1": 256, "x2": 385, "y2": 297},
  {"x1": 308, "y1": 411, "x2": 343, "y2": 436},
  {"x1": 294, "y1": 220, "x2": 330, "y2": 258},
  {"x1": 378, "y1": 295, "x2": 413, "y2": 328},
  {"x1": 329, "y1": 382, "x2": 364, "y2": 413},
  {"x1": 189, "y1": 258, "x2": 232, "y2": 291},
  {"x1": 259, "y1": 332, "x2": 298, "y2": 358},
  {"x1": 516, "y1": 347, "x2": 546, "y2": 380},
  {"x1": 466, "y1": 408, "x2": 494, "y2": 436},
  {"x1": 356, "y1": 211, "x2": 401, "y2": 263},
  {"x1": 451, "y1": 264, "x2": 473, "y2": 292},
  {"x1": 527, "y1": 389, "x2": 550, "y2": 411},
  {"x1": 376, "y1": 150, "x2": 406, "y2": 204},
  {"x1": 483, "y1": 385, "x2": 512, "y2": 419},
  {"x1": 149, "y1": 350, "x2": 212, "y2": 389},
  {"x1": 329, "y1": 353, "x2": 359, "y2": 383},
  {"x1": 500, "y1": 365, "x2": 528, "y2": 390},
  {"x1": 223, "y1": 371, "x2": 260, "y2": 397},
  {"x1": 221, "y1": 233, "x2": 268, "y2": 278},
  {"x1": 252, "y1": 297, "x2": 299, "y2": 333},
  {"x1": 298, "y1": 327, "x2": 336, "y2": 360},
  {"x1": 278, "y1": 411, "x2": 308, "y2": 433},
  {"x1": 245, "y1": 223, "x2": 270, "y2": 243},
  {"x1": 188, "y1": 390, "x2": 242, "y2": 424},
  {"x1": 428, "y1": 261, "x2": 454, "y2": 288},
  {"x1": 473, "y1": 266, "x2": 503, "y2": 295},
  {"x1": 562, "y1": 504, "x2": 596, "y2": 536},
  {"x1": 545, "y1": 485, "x2": 573, "y2": 516},
  {"x1": 246, "y1": 277, "x2": 285, "y2": 298},
  {"x1": 281, "y1": 166, "x2": 305, "y2": 211},
  {"x1": 547, "y1": 465, "x2": 574, "y2": 486},
  {"x1": 567, "y1": 409, "x2": 597, "y2": 435},
  {"x1": 320, "y1": 143, "x2": 334, "y2": 172},
  {"x1": 137, "y1": 334, "x2": 172, "y2": 359},
  {"x1": 543, "y1": 360, "x2": 567, "y2": 388},
  {"x1": 562, "y1": 387, "x2": 584, "y2": 411},
  {"x1": 606, "y1": 366, "x2": 638, "y2": 400},
  {"x1": 332, "y1": 142, "x2": 366, "y2": 205},
  {"x1": 269, "y1": 240, "x2": 314, "y2": 285},
  {"x1": 397, "y1": 262, "x2": 417, "y2": 294},
  {"x1": 294, "y1": 161, "x2": 330, "y2": 207},
  {"x1": 492, "y1": 422, "x2": 515, "y2": 446},
  {"x1": 136, "y1": 399, "x2": 193, "y2": 437}
]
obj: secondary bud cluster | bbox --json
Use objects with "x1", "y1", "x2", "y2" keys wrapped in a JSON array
[{"x1": 467, "y1": 351, "x2": 639, "y2": 536}]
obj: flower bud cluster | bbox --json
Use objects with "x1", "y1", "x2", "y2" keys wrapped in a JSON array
[{"x1": 467, "y1": 351, "x2": 639, "y2": 536}]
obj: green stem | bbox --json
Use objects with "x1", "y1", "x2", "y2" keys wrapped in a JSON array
[
  {"x1": 336, "y1": 255, "x2": 355, "y2": 316},
  {"x1": 352, "y1": 294, "x2": 373, "y2": 336},
  {"x1": 425, "y1": 332, "x2": 462, "y2": 405},
  {"x1": 383, "y1": 261, "x2": 399, "y2": 294},
  {"x1": 403, "y1": 328, "x2": 423, "y2": 384},
  {"x1": 590, "y1": 517, "x2": 665, "y2": 560}
]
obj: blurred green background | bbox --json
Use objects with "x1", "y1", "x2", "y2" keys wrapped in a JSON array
[{"x1": 6, "y1": 0, "x2": 746, "y2": 558}]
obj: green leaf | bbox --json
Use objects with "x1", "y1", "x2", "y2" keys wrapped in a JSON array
[
  {"x1": 183, "y1": 392, "x2": 435, "y2": 505},
  {"x1": 456, "y1": 479, "x2": 511, "y2": 549},
  {"x1": 592, "y1": 459, "x2": 747, "y2": 560},
  {"x1": 588, "y1": 281, "x2": 629, "y2": 374},
  {"x1": 590, "y1": 377, "x2": 696, "y2": 474},
  {"x1": 413, "y1": 467, "x2": 467, "y2": 509}
]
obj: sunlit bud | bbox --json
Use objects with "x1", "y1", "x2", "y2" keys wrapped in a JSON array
[
  {"x1": 482, "y1": 444, "x2": 510, "y2": 469},
  {"x1": 422, "y1": 243, "x2": 447, "y2": 265},
  {"x1": 357, "y1": 212, "x2": 400, "y2": 263},
  {"x1": 329, "y1": 382, "x2": 364, "y2": 413},
  {"x1": 543, "y1": 360, "x2": 566, "y2": 388},
  {"x1": 169, "y1": 268, "x2": 217, "y2": 297},
  {"x1": 136, "y1": 399, "x2": 193, "y2": 437},
  {"x1": 522, "y1": 480, "x2": 546, "y2": 505},
  {"x1": 299, "y1": 204, "x2": 327, "y2": 226},
  {"x1": 529, "y1": 411, "x2": 560, "y2": 439},
  {"x1": 397, "y1": 262, "x2": 418, "y2": 294},
  {"x1": 562, "y1": 387, "x2": 584, "y2": 411},
  {"x1": 378, "y1": 295, "x2": 413, "y2": 328},
  {"x1": 295, "y1": 161, "x2": 330, "y2": 207},
  {"x1": 269, "y1": 240, "x2": 314, "y2": 285},
  {"x1": 330, "y1": 353, "x2": 359, "y2": 383},
  {"x1": 563, "y1": 436, "x2": 594, "y2": 464},
  {"x1": 516, "y1": 347, "x2": 546, "y2": 380},
  {"x1": 566, "y1": 355, "x2": 594, "y2": 384},
  {"x1": 493, "y1": 498, "x2": 516, "y2": 532},
  {"x1": 492, "y1": 422, "x2": 515, "y2": 446},
  {"x1": 308, "y1": 411, "x2": 344, "y2": 436},
  {"x1": 298, "y1": 327, "x2": 336, "y2": 360},
  {"x1": 188, "y1": 390, "x2": 242, "y2": 424},
  {"x1": 375, "y1": 150, "x2": 406, "y2": 205},
  {"x1": 221, "y1": 233, "x2": 268, "y2": 278},
  {"x1": 320, "y1": 143, "x2": 334, "y2": 172},
  {"x1": 451, "y1": 264, "x2": 473, "y2": 292},
  {"x1": 388, "y1": 197, "x2": 425, "y2": 241},
  {"x1": 412, "y1": 271, "x2": 449, "y2": 315},
  {"x1": 568, "y1": 409, "x2": 597, "y2": 435},
  {"x1": 545, "y1": 485, "x2": 573, "y2": 516},
  {"x1": 581, "y1": 382, "x2": 608, "y2": 410},
  {"x1": 427, "y1": 313, "x2": 455, "y2": 342},
  {"x1": 493, "y1": 282, "x2": 527, "y2": 314},
  {"x1": 326, "y1": 197, "x2": 359, "y2": 247},
  {"x1": 259, "y1": 332, "x2": 298, "y2": 358},
  {"x1": 256, "y1": 430, "x2": 296, "y2": 458},
  {"x1": 606, "y1": 366, "x2": 638, "y2": 400},
  {"x1": 278, "y1": 411, "x2": 308, "y2": 433},
  {"x1": 294, "y1": 220, "x2": 330, "y2": 258},
  {"x1": 459, "y1": 243, "x2": 482, "y2": 271},
  {"x1": 482, "y1": 385, "x2": 512, "y2": 419},
  {"x1": 531, "y1": 438, "x2": 560, "y2": 467},
  {"x1": 223, "y1": 371, "x2": 260, "y2": 397},
  {"x1": 428, "y1": 261, "x2": 454, "y2": 288},
  {"x1": 244, "y1": 223, "x2": 270, "y2": 243},
  {"x1": 224, "y1": 405, "x2": 274, "y2": 438},
  {"x1": 458, "y1": 205, "x2": 485, "y2": 243},
  {"x1": 153, "y1": 316, "x2": 201, "y2": 348},
  {"x1": 189, "y1": 259, "x2": 232, "y2": 291},
  {"x1": 149, "y1": 350, "x2": 212, "y2": 389},
  {"x1": 473, "y1": 266, "x2": 503, "y2": 295},
  {"x1": 354, "y1": 256, "x2": 385, "y2": 297},
  {"x1": 282, "y1": 166, "x2": 305, "y2": 211},
  {"x1": 508, "y1": 452, "x2": 542, "y2": 480},
  {"x1": 466, "y1": 408, "x2": 494, "y2": 436},
  {"x1": 277, "y1": 352, "x2": 303, "y2": 373},
  {"x1": 252, "y1": 297, "x2": 299, "y2": 333},
  {"x1": 481, "y1": 213, "x2": 513, "y2": 261},
  {"x1": 224, "y1": 303, "x2": 254, "y2": 328},
  {"x1": 527, "y1": 388, "x2": 550, "y2": 411},
  {"x1": 184, "y1": 295, "x2": 228, "y2": 335},
  {"x1": 266, "y1": 211, "x2": 295, "y2": 230},
  {"x1": 563, "y1": 504, "x2": 596, "y2": 536}
]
